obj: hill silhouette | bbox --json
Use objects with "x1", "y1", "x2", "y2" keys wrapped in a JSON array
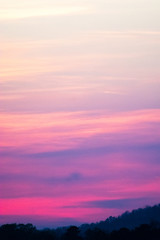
[
  {"x1": 80, "y1": 203, "x2": 160, "y2": 233},
  {"x1": 0, "y1": 203, "x2": 160, "y2": 240}
]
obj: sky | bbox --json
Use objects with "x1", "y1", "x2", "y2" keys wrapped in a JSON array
[{"x1": 0, "y1": 0, "x2": 160, "y2": 229}]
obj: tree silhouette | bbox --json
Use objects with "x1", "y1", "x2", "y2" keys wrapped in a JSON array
[{"x1": 63, "y1": 226, "x2": 82, "y2": 240}]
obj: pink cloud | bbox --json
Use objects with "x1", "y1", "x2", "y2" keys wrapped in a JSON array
[{"x1": 0, "y1": 108, "x2": 160, "y2": 225}]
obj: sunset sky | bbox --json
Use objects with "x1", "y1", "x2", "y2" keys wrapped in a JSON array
[{"x1": 0, "y1": 0, "x2": 160, "y2": 228}]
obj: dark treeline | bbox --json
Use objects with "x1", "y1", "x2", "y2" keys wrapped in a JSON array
[
  {"x1": 0, "y1": 222, "x2": 160, "y2": 240},
  {"x1": 1, "y1": 204, "x2": 160, "y2": 240}
]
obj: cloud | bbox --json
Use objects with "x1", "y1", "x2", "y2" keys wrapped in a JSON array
[
  {"x1": 0, "y1": 172, "x2": 83, "y2": 185},
  {"x1": 1, "y1": 142, "x2": 160, "y2": 163},
  {"x1": 90, "y1": 30, "x2": 160, "y2": 37},
  {"x1": 65, "y1": 197, "x2": 155, "y2": 210},
  {"x1": 0, "y1": 6, "x2": 89, "y2": 20},
  {"x1": 0, "y1": 172, "x2": 85, "y2": 199},
  {"x1": 83, "y1": 198, "x2": 149, "y2": 209}
]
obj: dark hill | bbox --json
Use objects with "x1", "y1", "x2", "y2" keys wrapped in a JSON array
[{"x1": 80, "y1": 203, "x2": 160, "y2": 233}]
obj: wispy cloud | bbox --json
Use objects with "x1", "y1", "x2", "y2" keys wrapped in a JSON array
[
  {"x1": 90, "y1": 30, "x2": 160, "y2": 37},
  {"x1": 1, "y1": 109, "x2": 160, "y2": 150},
  {"x1": 64, "y1": 197, "x2": 154, "y2": 209},
  {"x1": 0, "y1": 5, "x2": 90, "y2": 20}
]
